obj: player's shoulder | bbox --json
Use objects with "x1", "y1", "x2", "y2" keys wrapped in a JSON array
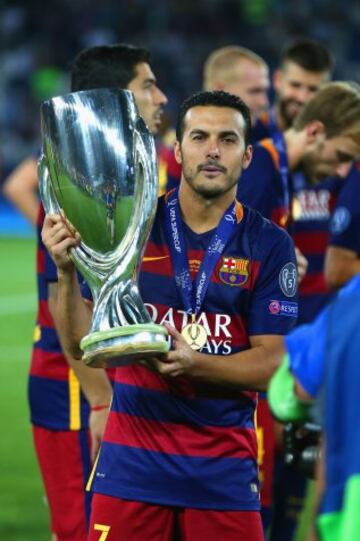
[
  {"x1": 253, "y1": 138, "x2": 280, "y2": 170},
  {"x1": 242, "y1": 204, "x2": 293, "y2": 250},
  {"x1": 251, "y1": 115, "x2": 271, "y2": 143}
]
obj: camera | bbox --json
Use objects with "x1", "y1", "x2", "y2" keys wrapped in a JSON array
[{"x1": 283, "y1": 422, "x2": 322, "y2": 479}]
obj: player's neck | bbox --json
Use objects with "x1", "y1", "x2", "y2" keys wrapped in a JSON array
[
  {"x1": 274, "y1": 105, "x2": 288, "y2": 133},
  {"x1": 178, "y1": 181, "x2": 236, "y2": 234},
  {"x1": 283, "y1": 128, "x2": 305, "y2": 171}
]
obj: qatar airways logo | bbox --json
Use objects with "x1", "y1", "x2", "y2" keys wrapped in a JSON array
[
  {"x1": 292, "y1": 190, "x2": 331, "y2": 221},
  {"x1": 169, "y1": 206, "x2": 181, "y2": 252},
  {"x1": 145, "y1": 304, "x2": 234, "y2": 354}
]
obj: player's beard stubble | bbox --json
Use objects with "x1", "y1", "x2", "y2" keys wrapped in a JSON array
[{"x1": 181, "y1": 159, "x2": 240, "y2": 200}]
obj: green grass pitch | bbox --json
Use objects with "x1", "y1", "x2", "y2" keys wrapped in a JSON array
[{"x1": 0, "y1": 237, "x2": 49, "y2": 541}]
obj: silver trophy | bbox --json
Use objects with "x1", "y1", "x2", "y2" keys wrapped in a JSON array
[{"x1": 39, "y1": 88, "x2": 169, "y2": 368}]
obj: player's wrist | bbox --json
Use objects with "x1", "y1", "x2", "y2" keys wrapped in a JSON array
[
  {"x1": 90, "y1": 403, "x2": 110, "y2": 412},
  {"x1": 89, "y1": 389, "x2": 112, "y2": 410},
  {"x1": 57, "y1": 263, "x2": 76, "y2": 279},
  {"x1": 188, "y1": 350, "x2": 211, "y2": 378}
]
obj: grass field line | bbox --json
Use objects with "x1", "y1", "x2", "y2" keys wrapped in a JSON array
[{"x1": 0, "y1": 292, "x2": 37, "y2": 315}]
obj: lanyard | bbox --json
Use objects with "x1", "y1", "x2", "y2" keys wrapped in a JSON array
[
  {"x1": 272, "y1": 130, "x2": 290, "y2": 215},
  {"x1": 165, "y1": 188, "x2": 239, "y2": 318},
  {"x1": 267, "y1": 109, "x2": 290, "y2": 217}
]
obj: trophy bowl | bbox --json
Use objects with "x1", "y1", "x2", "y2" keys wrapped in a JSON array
[{"x1": 39, "y1": 88, "x2": 169, "y2": 367}]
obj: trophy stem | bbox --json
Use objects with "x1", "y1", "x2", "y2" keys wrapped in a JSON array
[{"x1": 80, "y1": 323, "x2": 170, "y2": 368}]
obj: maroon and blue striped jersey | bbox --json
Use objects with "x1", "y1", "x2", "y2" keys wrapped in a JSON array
[
  {"x1": 89, "y1": 196, "x2": 298, "y2": 510},
  {"x1": 237, "y1": 139, "x2": 289, "y2": 228},
  {"x1": 291, "y1": 173, "x2": 343, "y2": 324},
  {"x1": 158, "y1": 141, "x2": 181, "y2": 195},
  {"x1": 329, "y1": 162, "x2": 360, "y2": 255},
  {"x1": 28, "y1": 205, "x2": 90, "y2": 430},
  {"x1": 251, "y1": 112, "x2": 273, "y2": 143}
]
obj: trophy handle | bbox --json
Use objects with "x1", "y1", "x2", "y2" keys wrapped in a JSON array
[
  {"x1": 38, "y1": 155, "x2": 60, "y2": 215},
  {"x1": 38, "y1": 156, "x2": 103, "y2": 299}
]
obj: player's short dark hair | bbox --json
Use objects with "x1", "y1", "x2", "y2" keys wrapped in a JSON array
[
  {"x1": 70, "y1": 43, "x2": 150, "y2": 92},
  {"x1": 176, "y1": 90, "x2": 252, "y2": 146},
  {"x1": 280, "y1": 38, "x2": 334, "y2": 74},
  {"x1": 294, "y1": 81, "x2": 360, "y2": 144}
]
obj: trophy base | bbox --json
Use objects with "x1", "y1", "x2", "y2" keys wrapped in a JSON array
[{"x1": 80, "y1": 323, "x2": 169, "y2": 368}]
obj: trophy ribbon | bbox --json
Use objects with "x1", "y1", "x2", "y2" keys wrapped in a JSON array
[{"x1": 165, "y1": 188, "x2": 243, "y2": 351}]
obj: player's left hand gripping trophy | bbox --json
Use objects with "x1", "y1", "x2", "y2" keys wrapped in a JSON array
[{"x1": 39, "y1": 88, "x2": 169, "y2": 368}]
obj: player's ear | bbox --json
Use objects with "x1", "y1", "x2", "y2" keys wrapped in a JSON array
[
  {"x1": 272, "y1": 69, "x2": 283, "y2": 93},
  {"x1": 174, "y1": 140, "x2": 182, "y2": 165},
  {"x1": 305, "y1": 120, "x2": 325, "y2": 144},
  {"x1": 242, "y1": 144, "x2": 253, "y2": 170}
]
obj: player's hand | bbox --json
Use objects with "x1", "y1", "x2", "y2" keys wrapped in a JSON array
[
  {"x1": 295, "y1": 246, "x2": 308, "y2": 283},
  {"x1": 147, "y1": 324, "x2": 198, "y2": 377},
  {"x1": 89, "y1": 407, "x2": 109, "y2": 463},
  {"x1": 41, "y1": 213, "x2": 81, "y2": 271}
]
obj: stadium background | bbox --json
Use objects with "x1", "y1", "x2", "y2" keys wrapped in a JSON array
[{"x1": 0, "y1": 0, "x2": 358, "y2": 539}]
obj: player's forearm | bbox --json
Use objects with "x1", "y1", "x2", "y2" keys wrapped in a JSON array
[
  {"x1": 56, "y1": 268, "x2": 92, "y2": 359},
  {"x1": 325, "y1": 247, "x2": 360, "y2": 289},
  {"x1": 66, "y1": 356, "x2": 112, "y2": 406},
  {"x1": 190, "y1": 345, "x2": 283, "y2": 391},
  {"x1": 3, "y1": 157, "x2": 39, "y2": 225},
  {"x1": 4, "y1": 187, "x2": 39, "y2": 225}
]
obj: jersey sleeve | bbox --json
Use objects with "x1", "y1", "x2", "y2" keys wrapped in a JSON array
[
  {"x1": 329, "y1": 165, "x2": 360, "y2": 253},
  {"x1": 44, "y1": 247, "x2": 58, "y2": 282},
  {"x1": 81, "y1": 279, "x2": 93, "y2": 301},
  {"x1": 285, "y1": 307, "x2": 329, "y2": 399},
  {"x1": 248, "y1": 227, "x2": 298, "y2": 336}
]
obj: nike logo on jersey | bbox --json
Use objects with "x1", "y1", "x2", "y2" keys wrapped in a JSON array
[{"x1": 143, "y1": 255, "x2": 169, "y2": 262}]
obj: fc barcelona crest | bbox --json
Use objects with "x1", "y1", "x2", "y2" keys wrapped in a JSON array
[{"x1": 219, "y1": 256, "x2": 249, "y2": 286}]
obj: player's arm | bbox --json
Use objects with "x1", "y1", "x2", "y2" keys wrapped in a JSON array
[
  {"x1": 47, "y1": 276, "x2": 112, "y2": 461},
  {"x1": 151, "y1": 328, "x2": 285, "y2": 391},
  {"x1": 48, "y1": 283, "x2": 111, "y2": 404},
  {"x1": 154, "y1": 226, "x2": 299, "y2": 391},
  {"x1": 42, "y1": 213, "x2": 93, "y2": 359},
  {"x1": 324, "y1": 245, "x2": 360, "y2": 289},
  {"x1": 2, "y1": 157, "x2": 39, "y2": 225},
  {"x1": 295, "y1": 246, "x2": 308, "y2": 283}
]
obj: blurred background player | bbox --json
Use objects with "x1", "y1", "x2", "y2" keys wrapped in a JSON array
[
  {"x1": 238, "y1": 79, "x2": 360, "y2": 539},
  {"x1": 203, "y1": 45, "x2": 270, "y2": 132},
  {"x1": 164, "y1": 44, "x2": 271, "y2": 194},
  {"x1": 270, "y1": 38, "x2": 334, "y2": 134},
  {"x1": 2, "y1": 156, "x2": 39, "y2": 226},
  {"x1": 12, "y1": 43, "x2": 167, "y2": 541},
  {"x1": 268, "y1": 43, "x2": 357, "y2": 541},
  {"x1": 325, "y1": 160, "x2": 360, "y2": 288}
]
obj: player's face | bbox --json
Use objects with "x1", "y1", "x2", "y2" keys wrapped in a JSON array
[
  {"x1": 127, "y1": 62, "x2": 167, "y2": 135},
  {"x1": 224, "y1": 60, "x2": 270, "y2": 124},
  {"x1": 301, "y1": 135, "x2": 360, "y2": 182},
  {"x1": 274, "y1": 62, "x2": 330, "y2": 128},
  {"x1": 175, "y1": 105, "x2": 252, "y2": 199}
]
